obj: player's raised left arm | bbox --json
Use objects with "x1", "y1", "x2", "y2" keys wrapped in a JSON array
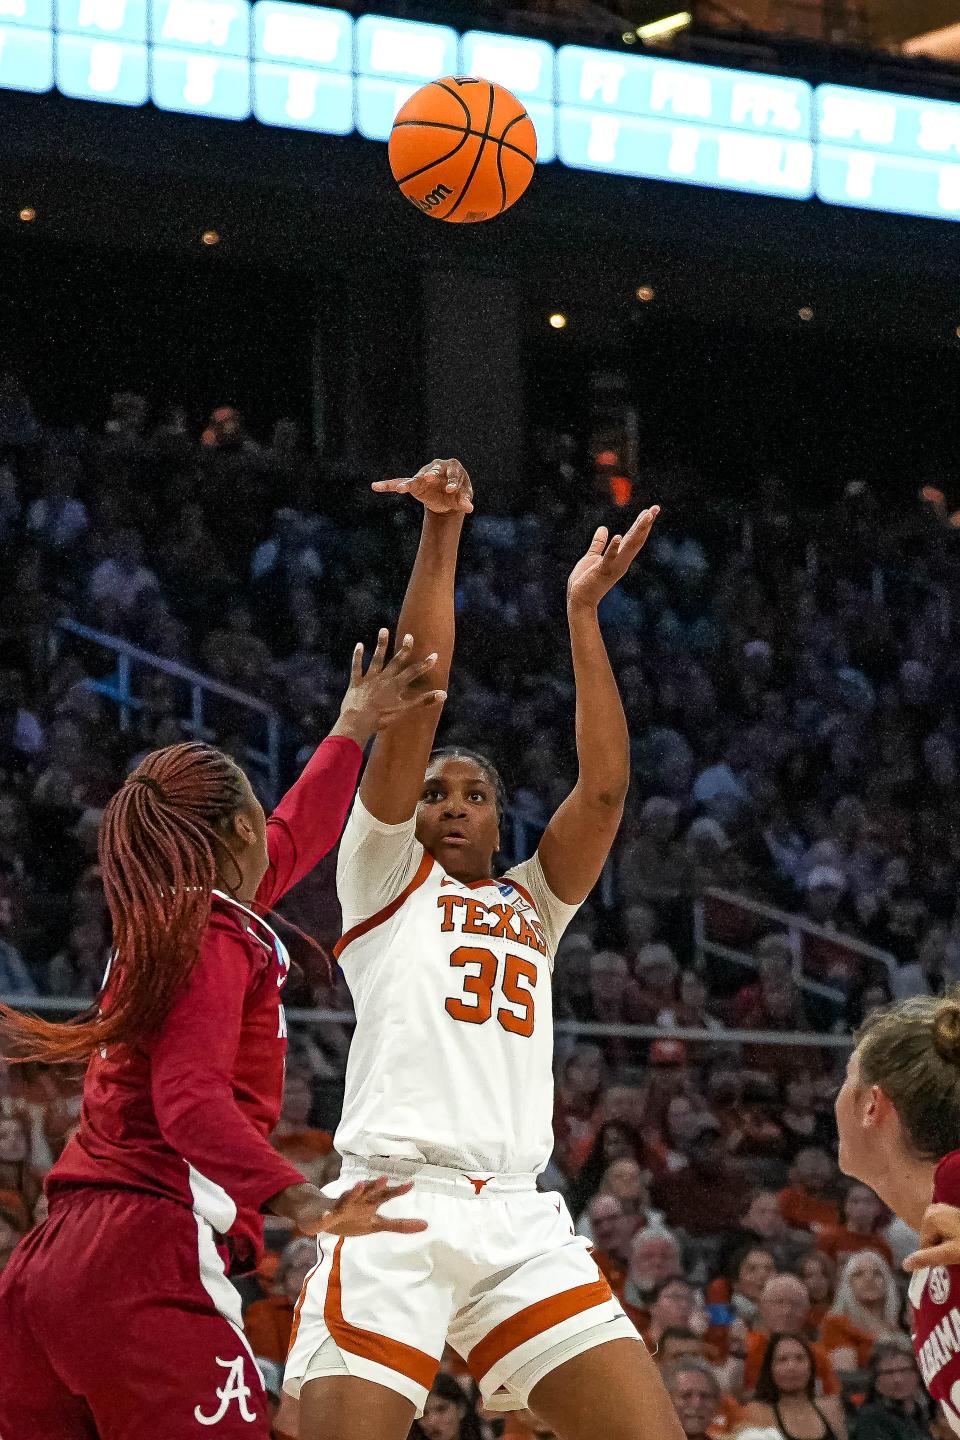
[{"x1": 536, "y1": 507, "x2": 660, "y2": 905}]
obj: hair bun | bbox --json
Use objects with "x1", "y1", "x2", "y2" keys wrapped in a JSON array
[{"x1": 933, "y1": 999, "x2": 960, "y2": 1066}]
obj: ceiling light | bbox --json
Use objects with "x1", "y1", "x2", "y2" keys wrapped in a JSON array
[
  {"x1": 636, "y1": 11, "x2": 692, "y2": 42},
  {"x1": 549, "y1": 312, "x2": 568, "y2": 330},
  {"x1": 201, "y1": 229, "x2": 220, "y2": 246},
  {"x1": 18, "y1": 207, "x2": 36, "y2": 223},
  {"x1": 636, "y1": 285, "x2": 656, "y2": 302}
]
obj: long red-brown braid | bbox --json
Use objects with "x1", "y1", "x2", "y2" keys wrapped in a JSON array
[{"x1": 0, "y1": 742, "x2": 248, "y2": 1065}]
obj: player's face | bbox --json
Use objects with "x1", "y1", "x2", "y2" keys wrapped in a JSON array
[{"x1": 417, "y1": 758, "x2": 500, "y2": 881}]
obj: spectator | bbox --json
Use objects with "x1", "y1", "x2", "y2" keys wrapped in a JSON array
[
  {"x1": 739, "y1": 1334, "x2": 847, "y2": 1440},
  {"x1": 743, "y1": 1276, "x2": 841, "y2": 1396},
  {"x1": 584, "y1": 1193, "x2": 634, "y2": 1292},
  {"x1": 410, "y1": 1370, "x2": 485, "y2": 1440},
  {"x1": 726, "y1": 1078, "x2": 790, "y2": 1163},
  {"x1": 617, "y1": 796, "x2": 692, "y2": 907},
  {"x1": 718, "y1": 1192, "x2": 813, "y2": 1276},
  {"x1": 820, "y1": 1254, "x2": 902, "y2": 1373},
  {"x1": 653, "y1": 1116, "x2": 753, "y2": 1236},
  {"x1": 778, "y1": 1150, "x2": 840, "y2": 1234},
  {"x1": 271, "y1": 1071, "x2": 334, "y2": 1170},
  {"x1": 707, "y1": 1245, "x2": 777, "y2": 1327},
  {"x1": 242, "y1": 1237, "x2": 316, "y2": 1364},
  {"x1": 817, "y1": 1185, "x2": 893, "y2": 1268},
  {"x1": 553, "y1": 1045, "x2": 604, "y2": 1179},
  {"x1": 26, "y1": 461, "x2": 88, "y2": 551},
  {"x1": 0, "y1": 929, "x2": 36, "y2": 998},
  {"x1": 663, "y1": 1359, "x2": 723, "y2": 1440},
  {"x1": 657, "y1": 1327, "x2": 709, "y2": 1369},
  {"x1": 87, "y1": 527, "x2": 159, "y2": 615},
  {"x1": 592, "y1": 1156, "x2": 655, "y2": 1230},
  {"x1": 630, "y1": 943, "x2": 681, "y2": 1023},
  {"x1": 851, "y1": 1340, "x2": 932, "y2": 1440},
  {"x1": 645, "y1": 1275, "x2": 709, "y2": 1350},
  {"x1": 781, "y1": 1072, "x2": 836, "y2": 1159},
  {"x1": 44, "y1": 920, "x2": 108, "y2": 999},
  {"x1": 657, "y1": 969, "x2": 726, "y2": 1037},
  {"x1": 0, "y1": 1110, "x2": 48, "y2": 1228},
  {"x1": 622, "y1": 1226, "x2": 685, "y2": 1326},
  {"x1": 799, "y1": 1251, "x2": 837, "y2": 1333},
  {"x1": 568, "y1": 1119, "x2": 648, "y2": 1221}
]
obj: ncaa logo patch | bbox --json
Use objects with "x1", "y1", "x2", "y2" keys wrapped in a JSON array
[{"x1": 931, "y1": 1267, "x2": 952, "y2": 1306}]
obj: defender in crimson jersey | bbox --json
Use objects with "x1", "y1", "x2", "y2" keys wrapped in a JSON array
[
  {"x1": 835, "y1": 990, "x2": 960, "y2": 1435},
  {"x1": 0, "y1": 626, "x2": 440, "y2": 1440}
]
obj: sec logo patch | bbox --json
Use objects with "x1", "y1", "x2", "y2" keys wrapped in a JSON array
[{"x1": 931, "y1": 1267, "x2": 952, "y2": 1306}]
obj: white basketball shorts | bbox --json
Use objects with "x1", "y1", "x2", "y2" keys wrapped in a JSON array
[{"x1": 283, "y1": 1158, "x2": 638, "y2": 1417}]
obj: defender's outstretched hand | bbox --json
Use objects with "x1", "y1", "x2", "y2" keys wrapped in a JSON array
[
  {"x1": 271, "y1": 1177, "x2": 427, "y2": 1238},
  {"x1": 566, "y1": 506, "x2": 660, "y2": 611},
  {"x1": 332, "y1": 630, "x2": 444, "y2": 747},
  {"x1": 318, "y1": 1177, "x2": 427, "y2": 1238},
  {"x1": 372, "y1": 458, "x2": 474, "y2": 515}
]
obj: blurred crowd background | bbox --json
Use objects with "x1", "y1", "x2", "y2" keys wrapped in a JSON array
[{"x1": 1, "y1": 379, "x2": 959, "y2": 1438}]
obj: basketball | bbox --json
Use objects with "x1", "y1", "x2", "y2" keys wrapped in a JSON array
[{"x1": 388, "y1": 76, "x2": 537, "y2": 224}]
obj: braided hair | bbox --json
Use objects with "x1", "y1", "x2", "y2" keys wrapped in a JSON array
[{"x1": 0, "y1": 742, "x2": 249, "y2": 1064}]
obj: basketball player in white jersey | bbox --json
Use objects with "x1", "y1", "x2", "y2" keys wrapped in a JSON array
[{"x1": 283, "y1": 460, "x2": 683, "y2": 1440}]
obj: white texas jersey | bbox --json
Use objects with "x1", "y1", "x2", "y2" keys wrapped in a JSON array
[{"x1": 332, "y1": 796, "x2": 581, "y2": 1175}]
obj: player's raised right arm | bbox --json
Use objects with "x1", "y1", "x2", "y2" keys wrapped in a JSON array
[{"x1": 361, "y1": 458, "x2": 472, "y2": 824}]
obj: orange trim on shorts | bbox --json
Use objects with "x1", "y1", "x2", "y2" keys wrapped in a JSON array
[
  {"x1": 287, "y1": 1262, "x2": 320, "y2": 1356},
  {"x1": 324, "y1": 1238, "x2": 439, "y2": 1392},
  {"x1": 333, "y1": 852, "x2": 434, "y2": 959},
  {"x1": 467, "y1": 1278, "x2": 614, "y2": 1383}
]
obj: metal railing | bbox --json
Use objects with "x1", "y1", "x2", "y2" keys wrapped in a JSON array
[
  {"x1": 695, "y1": 886, "x2": 895, "y2": 999},
  {"x1": 52, "y1": 617, "x2": 282, "y2": 803},
  {"x1": 0, "y1": 995, "x2": 855, "y2": 1053}
]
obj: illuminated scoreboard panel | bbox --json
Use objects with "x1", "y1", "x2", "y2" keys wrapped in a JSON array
[
  {"x1": 2, "y1": 1, "x2": 960, "y2": 222},
  {"x1": 816, "y1": 84, "x2": 960, "y2": 222}
]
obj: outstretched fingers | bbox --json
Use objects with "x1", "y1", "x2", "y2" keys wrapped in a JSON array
[{"x1": 364, "y1": 627, "x2": 390, "y2": 675}]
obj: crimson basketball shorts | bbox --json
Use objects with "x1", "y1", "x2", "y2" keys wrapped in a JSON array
[{"x1": 0, "y1": 1187, "x2": 271, "y2": 1439}]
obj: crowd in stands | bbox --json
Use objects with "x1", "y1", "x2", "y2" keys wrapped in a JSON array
[{"x1": 1, "y1": 377, "x2": 959, "y2": 1436}]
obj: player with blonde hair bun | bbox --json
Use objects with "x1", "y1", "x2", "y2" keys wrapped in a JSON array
[
  {"x1": 834, "y1": 987, "x2": 960, "y2": 1431},
  {"x1": 282, "y1": 459, "x2": 684, "y2": 1440}
]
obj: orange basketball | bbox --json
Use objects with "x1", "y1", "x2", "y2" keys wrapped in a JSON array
[{"x1": 388, "y1": 76, "x2": 537, "y2": 224}]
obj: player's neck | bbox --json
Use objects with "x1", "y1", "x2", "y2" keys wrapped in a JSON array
[{"x1": 871, "y1": 1157, "x2": 936, "y2": 1233}]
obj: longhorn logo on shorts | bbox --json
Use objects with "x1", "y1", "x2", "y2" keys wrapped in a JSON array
[{"x1": 194, "y1": 1355, "x2": 257, "y2": 1426}]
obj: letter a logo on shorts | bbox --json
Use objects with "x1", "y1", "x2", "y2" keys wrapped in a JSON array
[{"x1": 194, "y1": 1355, "x2": 257, "y2": 1426}]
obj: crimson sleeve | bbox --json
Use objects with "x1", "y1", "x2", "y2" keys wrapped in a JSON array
[
  {"x1": 934, "y1": 1151, "x2": 960, "y2": 1205},
  {"x1": 149, "y1": 931, "x2": 303, "y2": 1213},
  {"x1": 256, "y1": 735, "x2": 364, "y2": 911}
]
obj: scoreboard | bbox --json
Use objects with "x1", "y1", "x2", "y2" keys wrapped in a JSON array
[{"x1": 3, "y1": 1, "x2": 960, "y2": 222}]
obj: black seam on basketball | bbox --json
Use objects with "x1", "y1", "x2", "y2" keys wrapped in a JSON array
[
  {"x1": 434, "y1": 78, "x2": 473, "y2": 127},
  {"x1": 392, "y1": 119, "x2": 535, "y2": 164},
  {"x1": 498, "y1": 112, "x2": 537, "y2": 168},
  {"x1": 394, "y1": 124, "x2": 475, "y2": 187},
  {"x1": 443, "y1": 80, "x2": 496, "y2": 222},
  {"x1": 494, "y1": 130, "x2": 507, "y2": 214}
]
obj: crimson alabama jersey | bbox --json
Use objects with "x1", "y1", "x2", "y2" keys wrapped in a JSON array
[{"x1": 910, "y1": 1151, "x2": 960, "y2": 1433}]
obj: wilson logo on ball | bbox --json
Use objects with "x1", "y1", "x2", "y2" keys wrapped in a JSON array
[{"x1": 417, "y1": 183, "x2": 453, "y2": 213}]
